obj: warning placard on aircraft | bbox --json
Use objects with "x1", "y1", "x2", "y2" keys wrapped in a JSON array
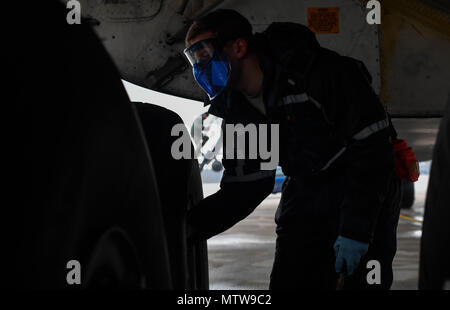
[{"x1": 307, "y1": 7, "x2": 339, "y2": 34}]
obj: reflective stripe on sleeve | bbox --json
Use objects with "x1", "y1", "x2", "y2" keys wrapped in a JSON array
[
  {"x1": 222, "y1": 170, "x2": 275, "y2": 183},
  {"x1": 352, "y1": 118, "x2": 389, "y2": 140},
  {"x1": 320, "y1": 147, "x2": 347, "y2": 171},
  {"x1": 308, "y1": 96, "x2": 322, "y2": 109},
  {"x1": 281, "y1": 93, "x2": 322, "y2": 110},
  {"x1": 320, "y1": 117, "x2": 390, "y2": 171},
  {"x1": 281, "y1": 93, "x2": 309, "y2": 105}
]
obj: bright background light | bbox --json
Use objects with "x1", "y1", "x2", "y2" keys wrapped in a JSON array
[{"x1": 122, "y1": 80, "x2": 208, "y2": 129}]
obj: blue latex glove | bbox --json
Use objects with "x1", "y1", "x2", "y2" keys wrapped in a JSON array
[{"x1": 333, "y1": 236, "x2": 369, "y2": 276}]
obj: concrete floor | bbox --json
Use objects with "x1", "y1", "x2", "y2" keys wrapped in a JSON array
[{"x1": 203, "y1": 174, "x2": 429, "y2": 290}]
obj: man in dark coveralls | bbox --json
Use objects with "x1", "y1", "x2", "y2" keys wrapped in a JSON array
[{"x1": 183, "y1": 9, "x2": 401, "y2": 289}]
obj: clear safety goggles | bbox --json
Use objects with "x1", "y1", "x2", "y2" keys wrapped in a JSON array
[{"x1": 183, "y1": 38, "x2": 224, "y2": 68}]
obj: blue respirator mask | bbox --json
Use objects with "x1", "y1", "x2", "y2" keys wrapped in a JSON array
[{"x1": 184, "y1": 38, "x2": 231, "y2": 100}]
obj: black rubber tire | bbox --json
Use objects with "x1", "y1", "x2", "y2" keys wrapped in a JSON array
[
  {"x1": 212, "y1": 160, "x2": 223, "y2": 172},
  {"x1": 400, "y1": 180, "x2": 415, "y2": 209}
]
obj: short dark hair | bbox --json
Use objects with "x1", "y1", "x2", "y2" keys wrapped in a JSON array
[{"x1": 185, "y1": 9, "x2": 253, "y2": 49}]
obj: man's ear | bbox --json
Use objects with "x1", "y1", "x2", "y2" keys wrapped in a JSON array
[{"x1": 233, "y1": 38, "x2": 248, "y2": 59}]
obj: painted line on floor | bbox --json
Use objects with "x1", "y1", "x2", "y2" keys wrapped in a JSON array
[{"x1": 400, "y1": 215, "x2": 423, "y2": 223}]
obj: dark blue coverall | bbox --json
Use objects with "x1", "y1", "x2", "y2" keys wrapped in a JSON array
[{"x1": 188, "y1": 22, "x2": 401, "y2": 290}]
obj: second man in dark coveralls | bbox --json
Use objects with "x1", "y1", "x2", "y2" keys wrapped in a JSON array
[{"x1": 183, "y1": 9, "x2": 401, "y2": 290}]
